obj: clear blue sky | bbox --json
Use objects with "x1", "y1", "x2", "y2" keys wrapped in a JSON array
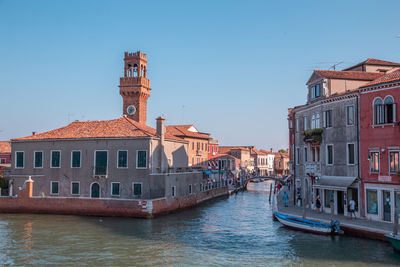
[{"x1": 1, "y1": 0, "x2": 399, "y2": 150}]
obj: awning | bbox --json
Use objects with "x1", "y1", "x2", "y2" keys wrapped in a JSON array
[
  {"x1": 313, "y1": 176, "x2": 357, "y2": 191},
  {"x1": 203, "y1": 170, "x2": 212, "y2": 175},
  {"x1": 211, "y1": 170, "x2": 219, "y2": 174}
]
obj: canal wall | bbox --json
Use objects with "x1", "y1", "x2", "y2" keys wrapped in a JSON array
[{"x1": 0, "y1": 179, "x2": 228, "y2": 218}]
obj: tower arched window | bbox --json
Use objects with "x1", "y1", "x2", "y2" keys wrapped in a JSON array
[
  {"x1": 144, "y1": 66, "x2": 147, "y2": 78},
  {"x1": 374, "y1": 98, "x2": 384, "y2": 124},
  {"x1": 133, "y1": 64, "x2": 138, "y2": 77},
  {"x1": 127, "y1": 64, "x2": 133, "y2": 77},
  {"x1": 140, "y1": 65, "x2": 144, "y2": 77},
  {"x1": 384, "y1": 96, "x2": 396, "y2": 124}
]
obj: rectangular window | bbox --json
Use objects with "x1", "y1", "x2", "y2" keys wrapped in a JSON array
[
  {"x1": 325, "y1": 110, "x2": 332, "y2": 128},
  {"x1": 51, "y1": 150, "x2": 61, "y2": 168},
  {"x1": 370, "y1": 152, "x2": 379, "y2": 173},
  {"x1": 95, "y1": 151, "x2": 108, "y2": 175},
  {"x1": 136, "y1": 150, "x2": 147, "y2": 169},
  {"x1": 315, "y1": 84, "x2": 321, "y2": 97},
  {"x1": 390, "y1": 151, "x2": 399, "y2": 173},
  {"x1": 51, "y1": 181, "x2": 59, "y2": 195},
  {"x1": 367, "y1": 189, "x2": 378, "y2": 214},
  {"x1": 347, "y1": 143, "x2": 355, "y2": 165},
  {"x1": 71, "y1": 151, "x2": 81, "y2": 168},
  {"x1": 296, "y1": 147, "x2": 300, "y2": 165},
  {"x1": 133, "y1": 183, "x2": 142, "y2": 196},
  {"x1": 189, "y1": 184, "x2": 192, "y2": 194},
  {"x1": 172, "y1": 186, "x2": 176, "y2": 197},
  {"x1": 71, "y1": 182, "x2": 80, "y2": 195},
  {"x1": 303, "y1": 116, "x2": 308, "y2": 131},
  {"x1": 304, "y1": 147, "x2": 308, "y2": 162},
  {"x1": 117, "y1": 150, "x2": 128, "y2": 168},
  {"x1": 111, "y1": 182, "x2": 120, "y2": 196},
  {"x1": 324, "y1": 190, "x2": 334, "y2": 208},
  {"x1": 15, "y1": 151, "x2": 24, "y2": 168},
  {"x1": 326, "y1": 145, "x2": 333, "y2": 165},
  {"x1": 347, "y1": 105, "x2": 354, "y2": 125},
  {"x1": 34, "y1": 151, "x2": 43, "y2": 168},
  {"x1": 311, "y1": 86, "x2": 315, "y2": 99},
  {"x1": 295, "y1": 118, "x2": 299, "y2": 132}
]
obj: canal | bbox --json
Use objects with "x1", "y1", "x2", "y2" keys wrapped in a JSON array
[{"x1": 1, "y1": 182, "x2": 400, "y2": 266}]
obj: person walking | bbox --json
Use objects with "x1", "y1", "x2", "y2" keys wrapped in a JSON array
[
  {"x1": 283, "y1": 191, "x2": 288, "y2": 207},
  {"x1": 316, "y1": 195, "x2": 321, "y2": 214},
  {"x1": 349, "y1": 198, "x2": 356, "y2": 219}
]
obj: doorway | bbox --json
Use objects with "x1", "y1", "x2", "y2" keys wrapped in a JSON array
[
  {"x1": 91, "y1": 183, "x2": 100, "y2": 198},
  {"x1": 337, "y1": 191, "x2": 344, "y2": 214},
  {"x1": 383, "y1": 190, "x2": 391, "y2": 222}
]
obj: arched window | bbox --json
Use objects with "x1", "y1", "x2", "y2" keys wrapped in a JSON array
[
  {"x1": 311, "y1": 114, "x2": 316, "y2": 129},
  {"x1": 144, "y1": 66, "x2": 147, "y2": 78},
  {"x1": 127, "y1": 64, "x2": 133, "y2": 77},
  {"x1": 315, "y1": 113, "x2": 320, "y2": 128},
  {"x1": 140, "y1": 65, "x2": 144, "y2": 77},
  {"x1": 133, "y1": 64, "x2": 138, "y2": 77},
  {"x1": 384, "y1": 96, "x2": 395, "y2": 124},
  {"x1": 91, "y1": 183, "x2": 100, "y2": 198},
  {"x1": 374, "y1": 98, "x2": 384, "y2": 124}
]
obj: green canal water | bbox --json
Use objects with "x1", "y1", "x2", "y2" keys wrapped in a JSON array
[{"x1": 0, "y1": 182, "x2": 400, "y2": 266}]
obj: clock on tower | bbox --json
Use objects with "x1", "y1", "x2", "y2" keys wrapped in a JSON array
[{"x1": 119, "y1": 51, "x2": 151, "y2": 125}]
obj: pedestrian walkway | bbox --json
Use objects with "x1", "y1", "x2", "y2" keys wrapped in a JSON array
[{"x1": 275, "y1": 186, "x2": 395, "y2": 240}]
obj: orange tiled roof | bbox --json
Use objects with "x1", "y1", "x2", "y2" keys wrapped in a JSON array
[
  {"x1": 12, "y1": 117, "x2": 185, "y2": 142},
  {"x1": 343, "y1": 58, "x2": 400, "y2": 71},
  {"x1": 166, "y1": 125, "x2": 210, "y2": 140},
  {"x1": 315, "y1": 70, "x2": 383, "y2": 81},
  {"x1": 0, "y1": 141, "x2": 11, "y2": 153},
  {"x1": 360, "y1": 69, "x2": 400, "y2": 88}
]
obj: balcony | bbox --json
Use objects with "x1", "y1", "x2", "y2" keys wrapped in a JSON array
[
  {"x1": 304, "y1": 162, "x2": 321, "y2": 175},
  {"x1": 196, "y1": 150, "x2": 203, "y2": 156},
  {"x1": 302, "y1": 128, "x2": 323, "y2": 143},
  {"x1": 94, "y1": 166, "x2": 107, "y2": 177}
]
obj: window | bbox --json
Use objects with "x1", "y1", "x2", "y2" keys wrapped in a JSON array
[
  {"x1": 304, "y1": 147, "x2": 308, "y2": 162},
  {"x1": 189, "y1": 184, "x2": 192, "y2": 194},
  {"x1": 367, "y1": 189, "x2": 378, "y2": 214},
  {"x1": 295, "y1": 118, "x2": 299, "y2": 132},
  {"x1": 136, "y1": 150, "x2": 147, "y2": 168},
  {"x1": 51, "y1": 181, "x2": 59, "y2": 195},
  {"x1": 192, "y1": 142, "x2": 194, "y2": 150},
  {"x1": 347, "y1": 105, "x2": 354, "y2": 125},
  {"x1": 324, "y1": 190, "x2": 334, "y2": 208},
  {"x1": 117, "y1": 150, "x2": 128, "y2": 168},
  {"x1": 303, "y1": 116, "x2": 308, "y2": 131},
  {"x1": 323, "y1": 110, "x2": 333, "y2": 128},
  {"x1": 34, "y1": 151, "x2": 43, "y2": 168},
  {"x1": 71, "y1": 182, "x2": 80, "y2": 195},
  {"x1": 172, "y1": 186, "x2": 176, "y2": 197},
  {"x1": 15, "y1": 151, "x2": 24, "y2": 168},
  {"x1": 347, "y1": 143, "x2": 355, "y2": 165},
  {"x1": 71, "y1": 151, "x2": 81, "y2": 168},
  {"x1": 51, "y1": 150, "x2": 61, "y2": 168},
  {"x1": 295, "y1": 147, "x2": 300, "y2": 165},
  {"x1": 311, "y1": 84, "x2": 321, "y2": 99},
  {"x1": 311, "y1": 114, "x2": 315, "y2": 129},
  {"x1": 95, "y1": 151, "x2": 108, "y2": 175},
  {"x1": 326, "y1": 145, "x2": 333, "y2": 165},
  {"x1": 374, "y1": 96, "x2": 396, "y2": 125},
  {"x1": 390, "y1": 151, "x2": 399, "y2": 173},
  {"x1": 133, "y1": 183, "x2": 142, "y2": 196},
  {"x1": 315, "y1": 113, "x2": 320, "y2": 128},
  {"x1": 111, "y1": 183, "x2": 120, "y2": 196},
  {"x1": 370, "y1": 151, "x2": 379, "y2": 173}
]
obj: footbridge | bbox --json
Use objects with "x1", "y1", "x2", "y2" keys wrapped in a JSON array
[{"x1": 244, "y1": 176, "x2": 289, "y2": 187}]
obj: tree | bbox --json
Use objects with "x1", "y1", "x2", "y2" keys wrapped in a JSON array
[{"x1": 278, "y1": 149, "x2": 287, "y2": 154}]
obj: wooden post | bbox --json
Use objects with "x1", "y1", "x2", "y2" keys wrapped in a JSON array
[
  {"x1": 302, "y1": 184, "x2": 307, "y2": 219},
  {"x1": 269, "y1": 183, "x2": 272, "y2": 204},
  {"x1": 394, "y1": 193, "x2": 399, "y2": 236},
  {"x1": 330, "y1": 203, "x2": 334, "y2": 221}
]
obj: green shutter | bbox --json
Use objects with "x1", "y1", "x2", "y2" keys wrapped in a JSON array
[
  {"x1": 95, "y1": 151, "x2": 107, "y2": 175},
  {"x1": 72, "y1": 182, "x2": 79, "y2": 194},
  {"x1": 134, "y1": 183, "x2": 141, "y2": 195},
  {"x1": 118, "y1": 151, "x2": 127, "y2": 168},
  {"x1": 35, "y1": 152, "x2": 42, "y2": 168},
  {"x1": 137, "y1": 151, "x2": 147, "y2": 168},
  {"x1": 72, "y1": 151, "x2": 81, "y2": 168},
  {"x1": 51, "y1": 151, "x2": 60, "y2": 167},
  {"x1": 112, "y1": 183, "x2": 120, "y2": 196},
  {"x1": 16, "y1": 152, "x2": 24, "y2": 168},
  {"x1": 51, "y1": 182, "x2": 59, "y2": 194}
]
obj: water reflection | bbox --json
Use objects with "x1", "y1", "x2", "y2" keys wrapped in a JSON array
[{"x1": 0, "y1": 182, "x2": 399, "y2": 266}]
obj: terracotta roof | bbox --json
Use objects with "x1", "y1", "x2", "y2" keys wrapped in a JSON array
[
  {"x1": 0, "y1": 141, "x2": 11, "y2": 153},
  {"x1": 360, "y1": 69, "x2": 400, "y2": 88},
  {"x1": 250, "y1": 147, "x2": 267, "y2": 155},
  {"x1": 209, "y1": 153, "x2": 238, "y2": 160},
  {"x1": 314, "y1": 70, "x2": 383, "y2": 81},
  {"x1": 12, "y1": 117, "x2": 185, "y2": 142},
  {"x1": 343, "y1": 58, "x2": 400, "y2": 71},
  {"x1": 259, "y1": 149, "x2": 276, "y2": 155},
  {"x1": 166, "y1": 125, "x2": 210, "y2": 140}
]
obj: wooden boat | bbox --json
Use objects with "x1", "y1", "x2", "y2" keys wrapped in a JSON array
[
  {"x1": 274, "y1": 211, "x2": 342, "y2": 235},
  {"x1": 385, "y1": 234, "x2": 400, "y2": 251}
]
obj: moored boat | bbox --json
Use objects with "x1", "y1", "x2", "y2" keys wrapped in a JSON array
[
  {"x1": 274, "y1": 211, "x2": 343, "y2": 235},
  {"x1": 385, "y1": 234, "x2": 400, "y2": 252}
]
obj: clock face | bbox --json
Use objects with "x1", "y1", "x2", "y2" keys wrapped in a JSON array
[{"x1": 126, "y1": 105, "x2": 136, "y2": 115}]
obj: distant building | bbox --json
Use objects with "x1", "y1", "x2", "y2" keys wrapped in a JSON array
[
  {"x1": 208, "y1": 138, "x2": 219, "y2": 159},
  {"x1": 219, "y1": 146, "x2": 253, "y2": 172},
  {"x1": 0, "y1": 141, "x2": 11, "y2": 175},
  {"x1": 251, "y1": 148, "x2": 269, "y2": 176},
  {"x1": 274, "y1": 152, "x2": 289, "y2": 177}
]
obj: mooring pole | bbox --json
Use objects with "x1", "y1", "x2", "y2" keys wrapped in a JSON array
[
  {"x1": 269, "y1": 183, "x2": 272, "y2": 204},
  {"x1": 393, "y1": 193, "x2": 399, "y2": 236}
]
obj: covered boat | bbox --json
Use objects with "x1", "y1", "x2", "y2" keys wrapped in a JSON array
[
  {"x1": 385, "y1": 234, "x2": 400, "y2": 252},
  {"x1": 274, "y1": 211, "x2": 343, "y2": 235}
]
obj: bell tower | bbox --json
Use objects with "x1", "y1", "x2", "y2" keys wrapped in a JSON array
[{"x1": 119, "y1": 51, "x2": 151, "y2": 124}]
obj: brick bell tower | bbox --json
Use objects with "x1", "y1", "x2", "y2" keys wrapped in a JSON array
[{"x1": 119, "y1": 51, "x2": 151, "y2": 124}]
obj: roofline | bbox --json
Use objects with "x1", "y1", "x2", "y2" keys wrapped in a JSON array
[
  {"x1": 343, "y1": 60, "x2": 400, "y2": 71},
  {"x1": 11, "y1": 136, "x2": 189, "y2": 144}
]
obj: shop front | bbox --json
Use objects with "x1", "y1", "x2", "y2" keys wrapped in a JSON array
[
  {"x1": 313, "y1": 176, "x2": 360, "y2": 217},
  {"x1": 364, "y1": 183, "x2": 400, "y2": 223}
]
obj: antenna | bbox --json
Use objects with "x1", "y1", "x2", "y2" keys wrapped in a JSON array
[{"x1": 329, "y1": 62, "x2": 343, "y2": 71}]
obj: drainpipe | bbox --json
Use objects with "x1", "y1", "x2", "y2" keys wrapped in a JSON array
[
  {"x1": 356, "y1": 94, "x2": 363, "y2": 217},
  {"x1": 293, "y1": 111, "x2": 297, "y2": 206},
  {"x1": 156, "y1": 116, "x2": 166, "y2": 172}
]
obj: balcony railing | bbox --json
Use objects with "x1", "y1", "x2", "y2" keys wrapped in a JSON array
[
  {"x1": 304, "y1": 162, "x2": 321, "y2": 175},
  {"x1": 94, "y1": 166, "x2": 107, "y2": 176},
  {"x1": 302, "y1": 128, "x2": 323, "y2": 143},
  {"x1": 196, "y1": 150, "x2": 203, "y2": 156}
]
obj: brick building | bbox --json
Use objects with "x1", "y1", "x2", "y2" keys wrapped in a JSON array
[{"x1": 0, "y1": 141, "x2": 11, "y2": 175}]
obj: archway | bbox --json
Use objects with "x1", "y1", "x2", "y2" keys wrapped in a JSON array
[{"x1": 91, "y1": 183, "x2": 100, "y2": 198}]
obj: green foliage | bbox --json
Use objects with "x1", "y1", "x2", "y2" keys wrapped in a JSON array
[
  {"x1": 278, "y1": 149, "x2": 287, "y2": 154},
  {"x1": 397, "y1": 170, "x2": 400, "y2": 177},
  {"x1": 301, "y1": 128, "x2": 323, "y2": 142},
  {"x1": 0, "y1": 175, "x2": 8, "y2": 189}
]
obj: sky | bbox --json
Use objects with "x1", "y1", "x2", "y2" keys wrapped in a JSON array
[{"x1": 1, "y1": 0, "x2": 400, "y2": 151}]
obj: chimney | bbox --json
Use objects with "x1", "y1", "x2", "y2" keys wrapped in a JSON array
[
  {"x1": 270, "y1": 148, "x2": 273, "y2": 152},
  {"x1": 156, "y1": 116, "x2": 166, "y2": 171},
  {"x1": 32, "y1": 131, "x2": 37, "y2": 136}
]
